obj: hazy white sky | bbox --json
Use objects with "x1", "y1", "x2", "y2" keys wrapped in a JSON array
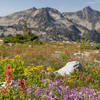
[{"x1": 0, "y1": 0, "x2": 100, "y2": 16}]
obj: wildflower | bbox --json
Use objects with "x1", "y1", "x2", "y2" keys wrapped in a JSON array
[
  {"x1": 15, "y1": 55, "x2": 20, "y2": 58},
  {"x1": 11, "y1": 80, "x2": 19, "y2": 87},
  {"x1": 10, "y1": 59, "x2": 15, "y2": 63},
  {"x1": 26, "y1": 87, "x2": 33, "y2": 93},
  {"x1": 32, "y1": 67, "x2": 39, "y2": 70},
  {"x1": 19, "y1": 79, "x2": 25, "y2": 87},
  {"x1": 49, "y1": 92, "x2": 53, "y2": 97},
  {"x1": 6, "y1": 64, "x2": 11, "y2": 70},
  {"x1": 35, "y1": 90, "x2": 41, "y2": 96},
  {"x1": 37, "y1": 65, "x2": 44, "y2": 69},
  {"x1": 86, "y1": 75, "x2": 93, "y2": 82},
  {"x1": 4, "y1": 64, "x2": 12, "y2": 85},
  {"x1": 47, "y1": 66, "x2": 53, "y2": 72},
  {"x1": 87, "y1": 75, "x2": 91, "y2": 79},
  {"x1": 19, "y1": 79, "x2": 26, "y2": 94},
  {"x1": 79, "y1": 74, "x2": 84, "y2": 80},
  {"x1": 2, "y1": 57, "x2": 8, "y2": 62},
  {"x1": 40, "y1": 70, "x2": 45, "y2": 73},
  {"x1": 0, "y1": 88, "x2": 6, "y2": 94}
]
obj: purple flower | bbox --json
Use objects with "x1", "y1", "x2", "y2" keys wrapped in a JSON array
[
  {"x1": 44, "y1": 95, "x2": 57, "y2": 100},
  {"x1": 49, "y1": 92, "x2": 53, "y2": 97},
  {"x1": 26, "y1": 87, "x2": 33, "y2": 93},
  {"x1": 93, "y1": 95, "x2": 98, "y2": 100},
  {"x1": 53, "y1": 82, "x2": 58, "y2": 86},
  {"x1": 48, "y1": 83, "x2": 52, "y2": 89},
  {"x1": 64, "y1": 94, "x2": 68, "y2": 100},
  {"x1": 65, "y1": 86, "x2": 70, "y2": 91},
  {"x1": 11, "y1": 80, "x2": 19, "y2": 87},
  {"x1": 35, "y1": 90, "x2": 41, "y2": 96},
  {"x1": 98, "y1": 95, "x2": 100, "y2": 100},
  {"x1": 57, "y1": 86, "x2": 64, "y2": 93},
  {"x1": 85, "y1": 88, "x2": 92, "y2": 96},
  {"x1": 41, "y1": 79, "x2": 48, "y2": 82},
  {"x1": 56, "y1": 80, "x2": 64, "y2": 83},
  {"x1": 53, "y1": 88, "x2": 56, "y2": 91}
]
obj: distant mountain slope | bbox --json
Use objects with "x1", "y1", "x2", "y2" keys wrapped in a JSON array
[
  {"x1": 0, "y1": 6, "x2": 100, "y2": 42},
  {"x1": 63, "y1": 6, "x2": 100, "y2": 31}
]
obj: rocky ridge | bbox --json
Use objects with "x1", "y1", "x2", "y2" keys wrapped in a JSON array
[{"x1": 0, "y1": 6, "x2": 100, "y2": 42}]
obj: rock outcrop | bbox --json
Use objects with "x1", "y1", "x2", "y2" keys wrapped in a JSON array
[{"x1": 55, "y1": 61, "x2": 83, "y2": 76}]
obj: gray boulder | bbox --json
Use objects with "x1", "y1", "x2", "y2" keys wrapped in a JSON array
[{"x1": 55, "y1": 61, "x2": 83, "y2": 76}]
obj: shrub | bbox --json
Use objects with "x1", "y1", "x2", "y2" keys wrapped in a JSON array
[
  {"x1": 93, "y1": 43, "x2": 100, "y2": 49},
  {"x1": 3, "y1": 33, "x2": 41, "y2": 44}
]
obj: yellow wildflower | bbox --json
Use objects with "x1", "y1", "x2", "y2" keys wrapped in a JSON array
[
  {"x1": 32, "y1": 67, "x2": 39, "y2": 70},
  {"x1": 47, "y1": 66, "x2": 53, "y2": 72},
  {"x1": 10, "y1": 59, "x2": 15, "y2": 62},
  {"x1": 2, "y1": 57, "x2": 8, "y2": 62},
  {"x1": 40, "y1": 70, "x2": 45, "y2": 73},
  {"x1": 15, "y1": 55, "x2": 20, "y2": 58},
  {"x1": 12, "y1": 68, "x2": 15, "y2": 72},
  {"x1": 67, "y1": 79, "x2": 73, "y2": 83},
  {"x1": 37, "y1": 65, "x2": 44, "y2": 69}
]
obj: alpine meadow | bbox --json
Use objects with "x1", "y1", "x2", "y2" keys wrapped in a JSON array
[{"x1": 0, "y1": 0, "x2": 100, "y2": 100}]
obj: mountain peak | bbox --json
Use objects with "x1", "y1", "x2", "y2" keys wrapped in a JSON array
[
  {"x1": 28, "y1": 7, "x2": 37, "y2": 11},
  {"x1": 83, "y1": 6, "x2": 93, "y2": 12},
  {"x1": 84, "y1": 6, "x2": 92, "y2": 9}
]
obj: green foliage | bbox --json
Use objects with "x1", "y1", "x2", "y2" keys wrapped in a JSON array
[
  {"x1": 59, "y1": 52, "x2": 69, "y2": 63},
  {"x1": 92, "y1": 43, "x2": 100, "y2": 49},
  {"x1": 3, "y1": 33, "x2": 41, "y2": 44},
  {"x1": 78, "y1": 33, "x2": 100, "y2": 50},
  {"x1": 79, "y1": 39, "x2": 93, "y2": 50},
  {"x1": 79, "y1": 40, "x2": 100, "y2": 50}
]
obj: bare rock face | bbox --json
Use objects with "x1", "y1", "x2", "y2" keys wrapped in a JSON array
[
  {"x1": 55, "y1": 61, "x2": 83, "y2": 76},
  {"x1": 63, "y1": 6, "x2": 100, "y2": 31},
  {"x1": 0, "y1": 6, "x2": 100, "y2": 42},
  {"x1": 0, "y1": 7, "x2": 82, "y2": 41}
]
